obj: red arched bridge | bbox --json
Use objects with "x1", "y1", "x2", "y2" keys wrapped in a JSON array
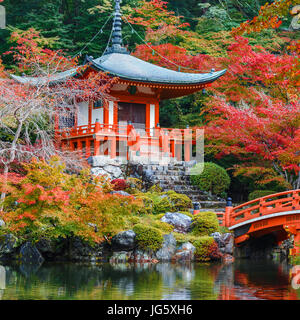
[{"x1": 220, "y1": 190, "x2": 300, "y2": 256}]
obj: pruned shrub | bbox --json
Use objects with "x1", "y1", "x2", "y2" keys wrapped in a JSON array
[
  {"x1": 135, "y1": 190, "x2": 191, "y2": 215},
  {"x1": 111, "y1": 179, "x2": 128, "y2": 191},
  {"x1": 164, "y1": 190, "x2": 193, "y2": 211},
  {"x1": 126, "y1": 177, "x2": 143, "y2": 193},
  {"x1": 248, "y1": 190, "x2": 277, "y2": 201},
  {"x1": 133, "y1": 224, "x2": 164, "y2": 251},
  {"x1": 193, "y1": 236, "x2": 218, "y2": 262},
  {"x1": 190, "y1": 162, "x2": 230, "y2": 196},
  {"x1": 152, "y1": 220, "x2": 174, "y2": 233},
  {"x1": 191, "y1": 211, "x2": 220, "y2": 236}
]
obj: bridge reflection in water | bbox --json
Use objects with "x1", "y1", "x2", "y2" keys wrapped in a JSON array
[{"x1": 0, "y1": 261, "x2": 299, "y2": 300}]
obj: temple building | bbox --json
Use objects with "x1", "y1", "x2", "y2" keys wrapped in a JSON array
[{"x1": 12, "y1": 0, "x2": 226, "y2": 164}]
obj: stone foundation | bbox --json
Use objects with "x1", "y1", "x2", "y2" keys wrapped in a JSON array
[{"x1": 87, "y1": 156, "x2": 226, "y2": 208}]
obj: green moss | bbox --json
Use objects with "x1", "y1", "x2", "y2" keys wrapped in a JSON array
[
  {"x1": 127, "y1": 216, "x2": 140, "y2": 225},
  {"x1": 191, "y1": 211, "x2": 220, "y2": 236},
  {"x1": 149, "y1": 185, "x2": 162, "y2": 193},
  {"x1": 193, "y1": 236, "x2": 215, "y2": 262},
  {"x1": 152, "y1": 221, "x2": 174, "y2": 233},
  {"x1": 135, "y1": 190, "x2": 191, "y2": 215},
  {"x1": 135, "y1": 194, "x2": 155, "y2": 215},
  {"x1": 133, "y1": 224, "x2": 164, "y2": 251},
  {"x1": 164, "y1": 190, "x2": 192, "y2": 211},
  {"x1": 173, "y1": 232, "x2": 199, "y2": 246},
  {"x1": 190, "y1": 162, "x2": 230, "y2": 196}
]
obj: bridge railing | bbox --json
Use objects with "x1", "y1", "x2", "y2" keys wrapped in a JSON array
[{"x1": 225, "y1": 189, "x2": 300, "y2": 228}]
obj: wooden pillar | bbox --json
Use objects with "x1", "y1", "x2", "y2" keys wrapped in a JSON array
[
  {"x1": 170, "y1": 139, "x2": 175, "y2": 158},
  {"x1": 88, "y1": 101, "x2": 92, "y2": 126},
  {"x1": 78, "y1": 140, "x2": 82, "y2": 157},
  {"x1": 162, "y1": 131, "x2": 169, "y2": 155},
  {"x1": 114, "y1": 101, "x2": 118, "y2": 130},
  {"x1": 184, "y1": 128, "x2": 192, "y2": 162},
  {"x1": 103, "y1": 101, "x2": 109, "y2": 128},
  {"x1": 155, "y1": 103, "x2": 159, "y2": 128},
  {"x1": 86, "y1": 138, "x2": 91, "y2": 158},
  {"x1": 146, "y1": 103, "x2": 150, "y2": 136},
  {"x1": 94, "y1": 120, "x2": 101, "y2": 156},
  {"x1": 294, "y1": 231, "x2": 300, "y2": 256},
  {"x1": 111, "y1": 137, "x2": 117, "y2": 159},
  {"x1": 225, "y1": 197, "x2": 233, "y2": 228}
]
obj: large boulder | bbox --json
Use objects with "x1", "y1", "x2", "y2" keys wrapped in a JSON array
[
  {"x1": 0, "y1": 234, "x2": 18, "y2": 260},
  {"x1": 36, "y1": 238, "x2": 60, "y2": 260},
  {"x1": 172, "y1": 242, "x2": 196, "y2": 262},
  {"x1": 210, "y1": 232, "x2": 234, "y2": 255},
  {"x1": 155, "y1": 233, "x2": 177, "y2": 261},
  {"x1": 130, "y1": 249, "x2": 156, "y2": 263},
  {"x1": 68, "y1": 237, "x2": 104, "y2": 262},
  {"x1": 161, "y1": 212, "x2": 192, "y2": 234},
  {"x1": 19, "y1": 242, "x2": 44, "y2": 265},
  {"x1": 111, "y1": 230, "x2": 136, "y2": 251}
]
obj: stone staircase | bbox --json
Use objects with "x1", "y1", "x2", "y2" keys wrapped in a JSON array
[{"x1": 131, "y1": 161, "x2": 226, "y2": 210}]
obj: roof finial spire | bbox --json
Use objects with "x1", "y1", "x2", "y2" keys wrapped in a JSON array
[{"x1": 104, "y1": 0, "x2": 129, "y2": 55}]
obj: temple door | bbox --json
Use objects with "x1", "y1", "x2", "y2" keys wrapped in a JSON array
[{"x1": 118, "y1": 102, "x2": 146, "y2": 133}]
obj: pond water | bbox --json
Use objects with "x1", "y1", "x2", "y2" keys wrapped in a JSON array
[{"x1": 0, "y1": 260, "x2": 299, "y2": 300}]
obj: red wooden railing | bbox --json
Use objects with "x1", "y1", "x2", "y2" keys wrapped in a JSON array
[
  {"x1": 224, "y1": 189, "x2": 300, "y2": 228},
  {"x1": 57, "y1": 123, "x2": 196, "y2": 160}
]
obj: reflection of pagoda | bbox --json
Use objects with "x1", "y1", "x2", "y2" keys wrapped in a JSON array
[{"x1": 13, "y1": 0, "x2": 226, "y2": 162}]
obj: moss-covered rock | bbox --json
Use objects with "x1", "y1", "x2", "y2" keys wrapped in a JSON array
[
  {"x1": 133, "y1": 224, "x2": 164, "y2": 252},
  {"x1": 191, "y1": 211, "x2": 220, "y2": 236},
  {"x1": 164, "y1": 190, "x2": 193, "y2": 211},
  {"x1": 151, "y1": 221, "x2": 174, "y2": 233}
]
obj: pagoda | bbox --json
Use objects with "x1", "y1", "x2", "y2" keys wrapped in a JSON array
[{"x1": 12, "y1": 0, "x2": 226, "y2": 164}]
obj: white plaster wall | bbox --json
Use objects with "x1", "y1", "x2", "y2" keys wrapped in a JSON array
[
  {"x1": 77, "y1": 101, "x2": 89, "y2": 126},
  {"x1": 92, "y1": 107, "x2": 103, "y2": 124},
  {"x1": 109, "y1": 101, "x2": 114, "y2": 125},
  {"x1": 150, "y1": 104, "x2": 155, "y2": 136}
]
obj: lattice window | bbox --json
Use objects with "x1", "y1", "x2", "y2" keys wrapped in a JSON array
[{"x1": 59, "y1": 114, "x2": 75, "y2": 128}]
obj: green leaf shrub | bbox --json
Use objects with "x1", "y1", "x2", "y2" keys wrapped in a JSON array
[
  {"x1": 135, "y1": 190, "x2": 192, "y2": 215},
  {"x1": 190, "y1": 162, "x2": 230, "y2": 195},
  {"x1": 133, "y1": 224, "x2": 164, "y2": 251},
  {"x1": 191, "y1": 211, "x2": 220, "y2": 236}
]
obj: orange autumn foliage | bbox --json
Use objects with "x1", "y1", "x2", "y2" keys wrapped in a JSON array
[{"x1": 0, "y1": 157, "x2": 142, "y2": 244}]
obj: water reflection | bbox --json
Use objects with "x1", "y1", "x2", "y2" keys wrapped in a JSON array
[{"x1": 0, "y1": 260, "x2": 299, "y2": 300}]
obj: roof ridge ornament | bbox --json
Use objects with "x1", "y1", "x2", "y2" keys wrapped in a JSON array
[{"x1": 104, "y1": 0, "x2": 129, "y2": 55}]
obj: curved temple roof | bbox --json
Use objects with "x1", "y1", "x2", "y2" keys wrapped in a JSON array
[
  {"x1": 10, "y1": 0, "x2": 226, "y2": 88},
  {"x1": 10, "y1": 68, "x2": 78, "y2": 86},
  {"x1": 88, "y1": 53, "x2": 226, "y2": 85},
  {"x1": 10, "y1": 54, "x2": 226, "y2": 87}
]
